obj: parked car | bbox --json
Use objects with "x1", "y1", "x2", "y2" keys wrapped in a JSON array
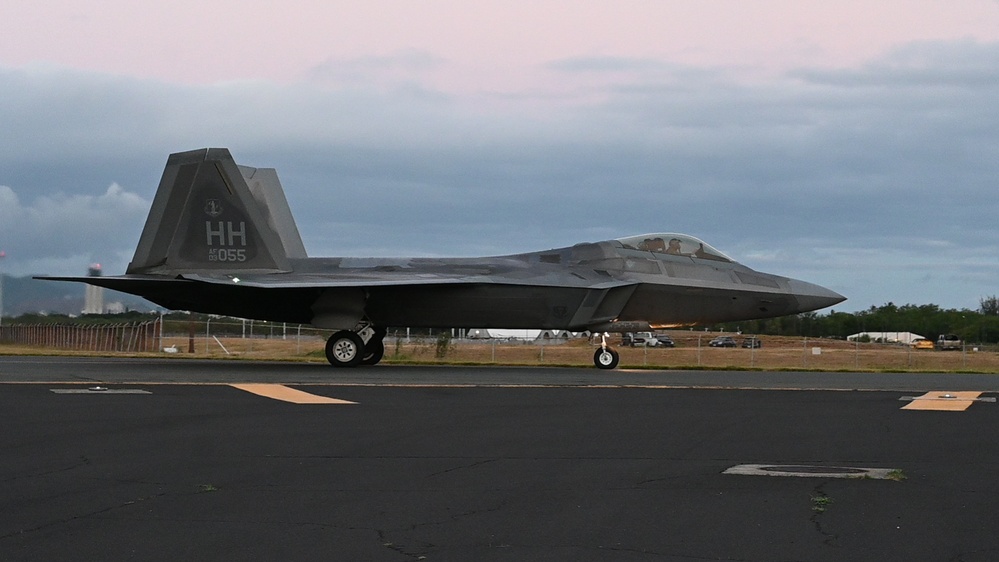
[
  {"x1": 910, "y1": 338, "x2": 934, "y2": 350},
  {"x1": 936, "y1": 334, "x2": 962, "y2": 350},
  {"x1": 742, "y1": 337, "x2": 762, "y2": 348},
  {"x1": 708, "y1": 336, "x2": 738, "y2": 347},
  {"x1": 656, "y1": 334, "x2": 676, "y2": 347}
]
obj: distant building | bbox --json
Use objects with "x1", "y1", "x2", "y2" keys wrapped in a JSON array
[
  {"x1": 847, "y1": 331, "x2": 925, "y2": 345},
  {"x1": 83, "y1": 264, "x2": 104, "y2": 314},
  {"x1": 467, "y1": 329, "x2": 542, "y2": 340}
]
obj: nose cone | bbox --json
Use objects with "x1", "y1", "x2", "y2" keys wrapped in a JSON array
[{"x1": 787, "y1": 279, "x2": 846, "y2": 313}]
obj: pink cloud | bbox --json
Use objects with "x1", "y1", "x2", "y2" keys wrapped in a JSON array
[{"x1": 3, "y1": 0, "x2": 998, "y2": 91}]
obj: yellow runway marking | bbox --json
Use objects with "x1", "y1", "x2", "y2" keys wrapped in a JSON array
[
  {"x1": 230, "y1": 384, "x2": 357, "y2": 404},
  {"x1": 902, "y1": 391, "x2": 981, "y2": 411}
]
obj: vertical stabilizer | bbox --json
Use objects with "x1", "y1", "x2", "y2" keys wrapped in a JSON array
[
  {"x1": 127, "y1": 148, "x2": 298, "y2": 274},
  {"x1": 239, "y1": 165, "x2": 308, "y2": 259}
]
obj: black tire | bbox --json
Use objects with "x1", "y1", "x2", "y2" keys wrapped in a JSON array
[
  {"x1": 325, "y1": 331, "x2": 365, "y2": 367},
  {"x1": 593, "y1": 347, "x2": 620, "y2": 369},
  {"x1": 359, "y1": 338, "x2": 385, "y2": 366}
]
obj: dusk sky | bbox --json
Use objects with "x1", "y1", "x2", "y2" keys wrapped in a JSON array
[{"x1": 3, "y1": 1, "x2": 999, "y2": 312}]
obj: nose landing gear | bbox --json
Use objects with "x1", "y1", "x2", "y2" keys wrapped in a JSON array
[{"x1": 593, "y1": 333, "x2": 620, "y2": 369}]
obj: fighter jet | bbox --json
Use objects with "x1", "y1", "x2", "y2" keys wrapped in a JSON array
[{"x1": 40, "y1": 148, "x2": 845, "y2": 369}]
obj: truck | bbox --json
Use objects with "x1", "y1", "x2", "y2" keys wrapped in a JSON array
[
  {"x1": 936, "y1": 334, "x2": 962, "y2": 350},
  {"x1": 621, "y1": 332, "x2": 675, "y2": 348}
]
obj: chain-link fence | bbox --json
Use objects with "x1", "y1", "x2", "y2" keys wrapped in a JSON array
[
  {"x1": 3, "y1": 320, "x2": 998, "y2": 371},
  {"x1": 0, "y1": 321, "x2": 160, "y2": 352}
]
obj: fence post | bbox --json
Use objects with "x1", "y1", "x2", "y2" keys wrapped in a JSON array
[{"x1": 697, "y1": 334, "x2": 702, "y2": 366}]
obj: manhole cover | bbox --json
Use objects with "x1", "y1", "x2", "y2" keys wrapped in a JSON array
[{"x1": 724, "y1": 464, "x2": 901, "y2": 479}]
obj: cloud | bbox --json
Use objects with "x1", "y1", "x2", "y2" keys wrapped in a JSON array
[
  {"x1": 307, "y1": 50, "x2": 449, "y2": 90},
  {"x1": 2, "y1": 40, "x2": 999, "y2": 310},
  {"x1": 791, "y1": 40, "x2": 999, "y2": 87},
  {"x1": 0, "y1": 183, "x2": 149, "y2": 276}
]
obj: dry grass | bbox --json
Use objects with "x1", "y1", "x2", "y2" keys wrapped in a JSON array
[{"x1": 4, "y1": 332, "x2": 999, "y2": 373}]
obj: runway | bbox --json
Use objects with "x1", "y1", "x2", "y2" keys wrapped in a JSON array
[{"x1": 2, "y1": 356, "x2": 998, "y2": 560}]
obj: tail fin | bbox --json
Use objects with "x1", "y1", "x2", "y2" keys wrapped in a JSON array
[{"x1": 127, "y1": 148, "x2": 307, "y2": 274}]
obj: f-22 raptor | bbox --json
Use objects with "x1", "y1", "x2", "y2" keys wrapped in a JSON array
[{"x1": 42, "y1": 148, "x2": 845, "y2": 369}]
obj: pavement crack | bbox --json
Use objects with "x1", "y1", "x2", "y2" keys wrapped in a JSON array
[
  {"x1": 371, "y1": 499, "x2": 511, "y2": 560},
  {"x1": 0, "y1": 492, "x2": 168, "y2": 541},
  {"x1": 809, "y1": 483, "x2": 840, "y2": 548},
  {"x1": 599, "y1": 545, "x2": 755, "y2": 560},
  {"x1": 0, "y1": 455, "x2": 91, "y2": 484},
  {"x1": 426, "y1": 457, "x2": 498, "y2": 477},
  {"x1": 377, "y1": 528, "x2": 433, "y2": 560}
]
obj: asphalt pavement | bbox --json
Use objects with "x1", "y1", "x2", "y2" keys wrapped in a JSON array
[{"x1": 2, "y1": 357, "x2": 998, "y2": 561}]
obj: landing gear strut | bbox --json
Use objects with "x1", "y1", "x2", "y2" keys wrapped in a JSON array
[
  {"x1": 359, "y1": 327, "x2": 387, "y2": 365},
  {"x1": 593, "y1": 333, "x2": 619, "y2": 369},
  {"x1": 325, "y1": 324, "x2": 386, "y2": 367}
]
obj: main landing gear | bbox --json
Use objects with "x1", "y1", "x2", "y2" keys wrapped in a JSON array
[
  {"x1": 326, "y1": 327, "x2": 621, "y2": 369},
  {"x1": 325, "y1": 324, "x2": 386, "y2": 367},
  {"x1": 593, "y1": 333, "x2": 620, "y2": 369}
]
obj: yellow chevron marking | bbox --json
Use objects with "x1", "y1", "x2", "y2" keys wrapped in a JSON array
[
  {"x1": 902, "y1": 391, "x2": 980, "y2": 411},
  {"x1": 230, "y1": 384, "x2": 357, "y2": 404}
]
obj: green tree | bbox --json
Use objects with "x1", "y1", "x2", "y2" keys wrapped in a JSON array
[{"x1": 980, "y1": 295, "x2": 999, "y2": 316}]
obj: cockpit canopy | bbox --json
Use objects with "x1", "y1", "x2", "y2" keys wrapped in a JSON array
[{"x1": 614, "y1": 233, "x2": 733, "y2": 263}]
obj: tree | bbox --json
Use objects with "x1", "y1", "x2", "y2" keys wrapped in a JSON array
[{"x1": 980, "y1": 295, "x2": 999, "y2": 316}]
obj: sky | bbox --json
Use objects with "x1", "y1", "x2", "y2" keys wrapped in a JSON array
[{"x1": 2, "y1": 0, "x2": 999, "y2": 313}]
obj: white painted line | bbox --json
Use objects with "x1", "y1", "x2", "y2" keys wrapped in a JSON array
[{"x1": 50, "y1": 389, "x2": 151, "y2": 394}]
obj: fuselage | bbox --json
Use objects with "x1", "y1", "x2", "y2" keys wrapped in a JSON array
[{"x1": 117, "y1": 234, "x2": 843, "y2": 332}]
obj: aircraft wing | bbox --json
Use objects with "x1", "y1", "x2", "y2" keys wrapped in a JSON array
[{"x1": 38, "y1": 270, "x2": 640, "y2": 333}]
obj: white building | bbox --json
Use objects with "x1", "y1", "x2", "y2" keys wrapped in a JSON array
[
  {"x1": 83, "y1": 264, "x2": 104, "y2": 314},
  {"x1": 847, "y1": 331, "x2": 925, "y2": 345}
]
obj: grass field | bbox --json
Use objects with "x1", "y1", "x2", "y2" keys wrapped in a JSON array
[{"x1": 5, "y1": 331, "x2": 999, "y2": 373}]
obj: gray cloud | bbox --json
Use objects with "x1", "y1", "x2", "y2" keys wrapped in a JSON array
[
  {"x1": 2, "y1": 40, "x2": 999, "y2": 311},
  {"x1": 0, "y1": 182, "x2": 149, "y2": 275}
]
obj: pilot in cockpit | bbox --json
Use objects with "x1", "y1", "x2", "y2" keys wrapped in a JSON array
[
  {"x1": 666, "y1": 238, "x2": 683, "y2": 255},
  {"x1": 638, "y1": 237, "x2": 666, "y2": 252}
]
